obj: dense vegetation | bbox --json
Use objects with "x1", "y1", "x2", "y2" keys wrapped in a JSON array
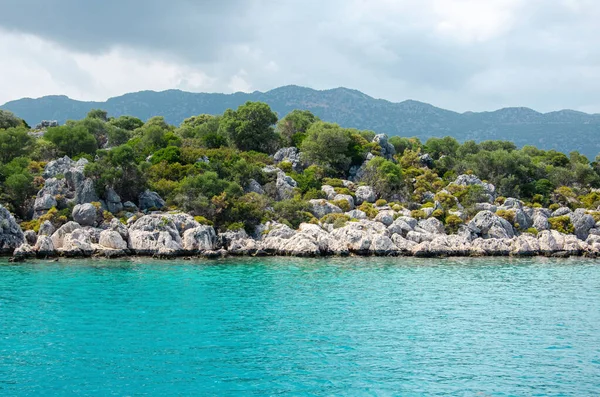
[
  {"x1": 3, "y1": 86, "x2": 600, "y2": 158},
  {"x1": 1, "y1": 102, "x2": 600, "y2": 235}
]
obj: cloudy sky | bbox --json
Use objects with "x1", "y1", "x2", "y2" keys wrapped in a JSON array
[{"x1": 0, "y1": 0, "x2": 598, "y2": 113}]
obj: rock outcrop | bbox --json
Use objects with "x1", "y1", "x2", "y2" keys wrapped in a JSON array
[{"x1": 0, "y1": 205, "x2": 25, "y2": 254}]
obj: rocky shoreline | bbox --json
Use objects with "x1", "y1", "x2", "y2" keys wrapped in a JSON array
[{"x1": 4, "y1": 208, "x2": 600, "y2": 261}]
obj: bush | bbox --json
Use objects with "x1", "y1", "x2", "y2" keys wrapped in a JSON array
[
  {"x1": 227, "y1": 222, "x2": 245, "y2": 231},
  {"x1": 375, "y1": 199, "x2": 387, "y2": 207},
  {"x1": 194, "y1": 216, "x2": 214, "y2": 226},
  {"x1": 303, "y1": 188, "x2": 326, "y2": 200},
  {"x1": 322, "y1": 178, "x2": 345, "y2": 188},
  {"x1": 273, "y1": 198, "x2": 312, "y2": 229},
  {"x1": 431, "y1": 209, "x2": 445, "y2": 220},
  {"x1": 444, "y1": 214, "x2": 463, "y2": 234},
  {"x1": 496, "y1": 209, "x2": 516, "y2": 224},
  {"x1": 358, "y1": 202, "x2": 378, "y2": 218},
  {"x1": 332, "y1": 199, "x2": 351, "y2": 212},
  {"x1": 320, "y1": 213, "x2": 350, "y2": 229},
  {"x1": 548, "y1": 216, "x2": 575, "y2": 234},
  {"x1": 410, "y1": 210, "x2": 427, "y2": 220},
  {"x1": 524, "y1": 227, "x2": 539, "y2": 235},
  {"x1": 278, "y1": 161, "x2": 293, "y2": 173},
  {"x1": 549, "y1": 203, "x2": 560, "y2": 211}
]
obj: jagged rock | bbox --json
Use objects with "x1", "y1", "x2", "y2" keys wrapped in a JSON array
[
  {"x1": 532, "y1": 212, "x2": 550, "y2": 231},
  {"x1": 296, "y1": 223, "x2": 332, "y2": 253},
  {"x1": 128, "y1": 214, "x2": 182, "y2": 254},
  {"x1": 417, "y1": 218, "x2": 446, "y2": 235},
  {"x1": 168, "y1": 213, "x2": 200, "y2": 235},
  {"x1": 263, "y1": 222, "x2": 296, "y2": 240},
  {"x1": 61, "y1": 229, "x2": 94, "y2": 256},
  {"x1": 38, "y1": 220, "x2": 56, "y2": 236},
  {"x1": 108, "y1": 218, "x2": 129, "y2": 240},
  {"x1": 475, "y1": 203, "x2": 497, "y2": 213},
  {"x1": 123, "y1": 201, "x2": 139, "y2": 213},
  {"x1": 138, "y1": 190, "x2": 166, "y2": 211},
  {"x1": 538, "y1": 230, "x2": 566, "y2": 254},
  {"x1": 218, "y1": 229, "x2": 249, "y2": 249},
  {"x1": 511, "y1": 234, "x2": 540, "y2": 256},
  {"x1": 51, "y1": 221, "x2": 81, "y2": 249},
  {"x1": 275, "y1": 171, "x2": 297, "y2": 201},
  {"x1": 245, "y1": 179, "x2": 266, "y2": 195},
  {"x1": 34, "y1": 194, "x2": 57, "y2": 215},
  {"x1": 374, "y1": 210, "x2": 395, "y2": 226},
  {"x1": 34, "y1": 236, "x2": 56, "y2": 256},
  {"x1": 569, "y1": 209, "x2": 595, "y2": 240},
  {"x1": 308, "y1": 199, "x2": 342, "y2": 218},
  {"x1": 421, "y1": 192, "x2": 435, "y2": 203},
  {"x1": 13, "y1": 244, "x2": 35, "y2": 259},
  {"x1": 98, "y1": 230, "x2": 128, "y2": 250},
  {"x1": 0, "y1": 205, "x2": 25, "y2": 254},
  {"x1": 355, "y1": 185, "x2": 376, "y2": 204},
  {"x1": 333, "y1": 194, "x2": 355, "y2": 210},
  {"x1": 388, "y1": 217, "x2": 416, "y2": 237},
  {"x1": 346, "y1": 209, "x2": 367, "y2": 220},
  {"x1": 391, "y1": 234, "x2": 417, "y2": 254},
  {"x1": 329, "y1": 220, "x2": 387, "y2": 254},
  {"x1": 321, "y1": 185, "x2": 337, "y2": 200},
  {"x1": 406, "y1": 231, "x2": 436, "y2": 244},
  {"x1": 105, "y1": 188, "x2": 123, "y2": 214},
  {"x1": 450, "y1": 174, "x2": 496, "y2": 202},
  {"x1": 373, "y1": 134, "x2": 396, "y2": 160},
  {"x1": 24, "y1": 230, "x2": 37, "y2": 245},
  {"x1": 419, "y1": 153, "x2": 434, "y2": 168},
  {"x1": 552, "y1": 207, "x2": 572, "y2": 217},
  {"x1": 468, "y1": 211, "x2": 514, "y2": 239},
  {"x1": 273, "y1": 147, "x2": 305, "y2": 172},
  {"x1": 72, "y1": 203, "x2": 98, "y2": 227},
  {"x1": 471, "y1": 238, "x2": 512, "y2": 256},
  {"x1": 43, "y1": 156, "x2": 79, "y2": 178},
  {"x1": 75, "y1": 178, "x2": 100, "y2": 205},
  {"x1": 182, "y1": 226, "x2": 217, "y2": 251},
  {"x1": 370, "y1": 235, "x2": 399, "y2": 256}
]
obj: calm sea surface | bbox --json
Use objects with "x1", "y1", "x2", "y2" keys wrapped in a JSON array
[{"x1": 1, "y1": 257, "x2": 599, "y2": 396}]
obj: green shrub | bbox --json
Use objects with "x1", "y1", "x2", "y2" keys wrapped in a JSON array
[
  {"x1": 273, "y1": 198, "x2": 312, "y2": 229},
  {"x1": 358, "y1": 202, "x2": 378, "y2": 218},
  {"x1": 549, "y1": 203, "x2": 560, "y2": 211},
  {"x1": 375, "y1": 199, "x2": 387, "y2": 207},
  {"x1": 548, "y1": 216, "x2": 575, "y2": 234},
  {"x1": 410, "y1": 210, "x2": 427, "y2": 220},
  {"x1": 421, "y1": 202, "x2": 434, "y2": 208},
  {"x1": 227, "y1": 222, "x2": 245, "y2": 231},
  {"x1": 524, "y1": 227, "x2": 539, "y2": 235},
  {"x1": 332, "y1": 199, "x2": 351, "y2": 212},
  {"x1": 278, "y1": 161, "x2": 293, "y2": 173},
  {"x1": 431, "y1": 209, "x2": 445, "y2": 220},
  {"x1": 194, "y1": 216, "x2": 214, "y2": 226},
  {"x1": 444, "y1": 214, "x2": 463, "y2": 234},
  {"x1": 322, "y1": 178, "x2": 345, "y2": 188},
  {"x1": 320, "y1": 213, "x2": 350, "y2": 228},
  {"x1": 495, "y1": 196, "x2": 506, "y2": 205},
  {"x1": 496, "y1": 209, "x2": 516, "y2": 224},
  {"x1": 303, "y1": 188, "x2": 327, "y2": 200}
]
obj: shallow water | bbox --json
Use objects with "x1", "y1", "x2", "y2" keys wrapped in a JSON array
[{"x1": 1, "y1": 257, "x2": 599, "y2": 396}]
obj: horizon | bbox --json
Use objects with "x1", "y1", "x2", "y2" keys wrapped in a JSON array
[{"x1": 3, "y1": 84, "x2": 599, "y2": 116}]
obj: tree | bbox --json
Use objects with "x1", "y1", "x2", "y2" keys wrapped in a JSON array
[
  {"x1": 109, "y1": 115, "x2": 144, "y2": 131},
  {"x1": 425, "y1": 136, "x2": 459, "y2": 159},
  {"x1": 0, "y1": 127, "x2": 33, "y2": 163},
  {"x1": 0, "y1": 109, "x2": 27, "y2": 129},
  {"x1": 300, "y1": 122, "x2": 352, "y2": 174},
  {"x1": 276, "y1": 110, "x2": 318, "y2": 147},
  {"x1": 44, "y1": 125, "x2": 97, "y2": 157},
  {"x1": 87, "y1": 109, "x2": 108, "y2": 122},
  {"x1": 361, "y1": 157, "x2": 404, "y2": 199},
  {"x1": 219, "y1": 102, "x2": 279, "y2": 153}
]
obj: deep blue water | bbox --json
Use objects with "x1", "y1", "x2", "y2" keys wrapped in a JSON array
[{"x1": 1, "y1": 257, "x2": 600, "y2": 396}]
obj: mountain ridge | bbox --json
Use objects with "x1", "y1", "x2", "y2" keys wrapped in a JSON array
[{"x1": 2, "y1": 85, "x2": 600, "y2": 158}]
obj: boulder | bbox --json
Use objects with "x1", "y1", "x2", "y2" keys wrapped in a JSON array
[
  {"x1": 275, "y1": 171, "x2": 297, "y2": 201},
  {"x1": 76, "y1": 178, "x2": 100, "y2": 204},
  {"x1": 13, "y1": 244, "x2": 35, "y2": 259},
  {"x1": 511, "y1": 234, "x2": 541, "y2": 256},
  {"x1": 24, "y1": 230, "x2": 37, "y2": 246},
  {"x1": 417, "y1": 218, "x2": 446, "y2": 235},
  {"x1": 419, "y1": 153, "x2": 434, "y2": 168},
  {"x1": 569, "y1": 209, "x2": 595, "y2": 240},
  {"x1": 321, "y1": 185, "x2": 337, "y2": 200},
  {"x1": 468, "y1": 211, "x2": 514, "y2": 239},
  {"x1": 552, "y1": 207, "x2": 572, "y2": 217},
  {"x1": 0, "y1": 205, "x2": 25, "y2": 254},
  {"x1": 388, "y1": 217, "x2": 416, "y2": 237},
  {"x1": 38, "y1": 220, "x2": 56, "y2": 236},
  {"x1": 127, "y1": 214, "x2": 182, "y2": 254},
  {"x1": 33, "y1": 194, "x2": 57, "y2": 216},
  {"x1": 123, "y1": 201, "x2": 139, "y2": 213},
  {"x1": 72, "y1": 203, "x2": 98, "y2": 227},
  {"x1": 532, "y1": 212, "x2": 550, "y2": 231},
  {"x1": 273, "y1": 147, "x2": 304, "y2": 172},
  {"x1": 372, "y1": 134, "x2": 396, "y2": 160},
  {"x1": 374, "y1": 210, "x2": 395, "y2": 226},
  {"x1": 43, "y1": 156, "x2": 76, "y2": 178},
  {"x1": 167, "y1": 213, "x2": 201, "y2": 235},
  {"x1": 355, "y1": 185, "x2": 377, "y2": 204},
  {"x1": 138, "y1": 190, "x2": 166, "y2": 211},
  {"x1": 245, "y1": 179, "x2": 266, "y2": 195},
  {"x1": 60, "y1": 229, "x2": 94, "y2": 256},
  {"x1": 538, "y1": 230, "x2": 565, "y2": 254},
  {"x1": 34, "y1": 236, "x2": 56, "y2": 257},
  {"x1": 450, "y1": 174, "x2": 495, "y2": 202},
  {"x1": 98, "y1": 230, "x2": 128, "y2": 250},
  {"x1": 370, "y1": 235, "x2": 399, "y2": 256},
  {"x1": 333, "y1": 194, "x2": 355, "y2": 210},
  {"x1": 346, "y1": 209, "x2": 367, "y2": 220},
  {"x1": 105, "y1": 187, "x2": 123, "y2": 214},
  {"x1": 470, "y1": 238, "x2": 512, "y2": 256},
  {"x1": 51, "y1": 221, "x2": 81, "y2": 249},
  {"x1": 308, "y1": 199, "x2": 342, "y2": 219},
  {"x1": 182, "y1": 226, "x2": 218, "y2": 251}
]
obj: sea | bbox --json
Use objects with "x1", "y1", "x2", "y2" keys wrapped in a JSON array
[{"x1": 1, "y1": 257, "x2": 599, "y2": 396}]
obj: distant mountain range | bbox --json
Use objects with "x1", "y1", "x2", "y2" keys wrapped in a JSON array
[{"x1": 2, "y1": 85, "x2": 600, "y2": 159}]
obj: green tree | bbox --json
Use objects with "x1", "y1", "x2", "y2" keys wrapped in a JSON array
[
  {"x1": 361, "y1": 157, "x2": 404, "y2": 199},
  {"x1": 0, "y1": 127, "x2": 33, "y2": 163},
  {"x1": 44, "y1": 125, "x2": 98, "y2": 157},
  {"x1": 276, "y1": 110, "x2": 318, "y2": 147},
  {"x1": 87, "y1": 109, "x2": 108, "y2": 122},
  {"x1": 300, "y1": 122, "x2": 353, "y2": 174},
  {"x1": 109, "y1": 115, "x2": 144, "y2": 131},
  {"x1": 0, "y1": 109, "x2": 27, "y2": 129},
  {"x1": 219, "y1": 102, "x2": 279, "y2": 153}
]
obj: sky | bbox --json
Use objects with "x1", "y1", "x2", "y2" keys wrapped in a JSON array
[{"x1": 0, "y1": 0, "x2": 598, "y2": 113}]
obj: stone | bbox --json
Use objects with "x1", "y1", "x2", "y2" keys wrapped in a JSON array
[
  {"x1": 370, "y1": 235, "x2": 399, "y2": 256},
  {"x1": 167, "y1": 213, "x2": 200, "y2": 235},
  {"x1": 308, "y1": 199, "x2": 342, "y2": 219},
  {"x1": 538, "y1": 230, "x2": 565, "y2": 254},
  {"x1": 569, "y1": 208, "x2": 595, "y2": 240},
  {"x1": 34, "y1": 236, "x2": 56, "y2": 256},
  {"x1": 13, "y1": 244, "x2": 35, "y2": 259},
  {"x1": 275, "y1": 171, "x2": 297, "y2": 201},
  {"x1": 419, "y1": 153, "x2": 434, "y2": 168},
  {"x1": 123, "y1": 201, "x2": 139, "y2": 213},
  {"x1": 450, "y1": 174, "x2": 495, "y2": 202},
  {"x1": 355, "y1": 185, "x2": 377, "y2": 204},
  {"x1": 552, "y1": 207, "x2": 572, "y2": 217},
  {"x1": 511, "y1": 234, "x2": 541, "y2": 256},
  {"x1": 273, "y1": 147, "x2": 305, "y2": 172},
  {"x1": 372, "y1": 134, "x2": 396, "y2": 160},
  {"x1": 388, "y1": 217, "x2": 416, "y2": 237},
  {"x1": 108, "y1": 218, "x2": 129, "y2": 240},
  {"x1": 374, "y1": 210, "x2": 395, "y2": 226},
  {"x1": 532, "y1": 212, "x2": 550, "y2": 231},
  {"x1": 182, "y1": 226, "x2": 217, "y2": 251},
  {"x1": 72, "y1": 203, "x2": 98, "y2": 227},
  {"x1": 321, "y1": 185, "x2": 337, "y2": 200},
  {"x1": 417, "y1": 218, "x2": 446, "y2": 235},
  {"x1": 245, "y1": 179, "x2": 265, "y2": 195},
  {"x1": 76, "y1": 178, "x2": 100, "y2": 204},
  {"x1": 346, "y1": 209, "x2": 367, "y2": 220},
  {"x1": 98, "y1": 230, "x2": 128, "y2": 250},
  {"x1": 333, "y1": 194, "x2": 355, "y2": 210},
  {"x1": 468, "y1": 210, "x2": 514, "y2": 239},
  {"x1": 0, "y1": 204, "x2": 25, "y2": 254},
  {"x1": 38, "y1": 220, "x2": 56, "y2": 236},
  {"x1": 51, "y1": 221, "x2": 81, "y2": 249},
  {"x1": 138, "y1": 190, "x2": 166, "y2": 211},
  {"x1": 127, "y1": 214, "x2": 182, "y2": 254},
  {"x1": 24, "y1": 230, "x2": 37, "y2": 245},
  {"x1": 471, "y1": 238, "x2": 512, "y2": 256},
  {"x1": 105, "y1": 187, "x2": 123, "y2": 214},
  {"x1": 43, "y1": 156, "x2": 75, "y2": 178},
  {"x1": 33, "y1": 194, "x2": 57, "y2": 214}
]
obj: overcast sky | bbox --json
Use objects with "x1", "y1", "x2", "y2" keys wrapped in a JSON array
[{"x1": 0, "y1": 0, "x2": 598, "y2": 113}]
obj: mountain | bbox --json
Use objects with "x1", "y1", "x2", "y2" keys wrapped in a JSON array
[{"x1": 2, "y1": 85, "x2": 600, "y2": 159}]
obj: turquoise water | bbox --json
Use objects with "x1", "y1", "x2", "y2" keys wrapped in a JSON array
[{"x1": 1, "y1": 257, "x2": 600, "y2": 396}]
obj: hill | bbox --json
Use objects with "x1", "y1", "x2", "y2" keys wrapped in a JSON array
[{"x1": 2, "y1": 85, "x2": 600, "y2": 158}]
